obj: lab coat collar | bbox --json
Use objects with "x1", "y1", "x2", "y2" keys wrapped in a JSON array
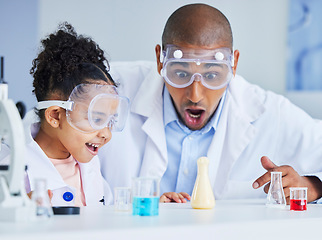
[
  {"x1": 227, "y1": 75, "x2": 266, "y2": 122},
  {"x1": 132, "y1": 68, "x2": 168, "y2": 177},
  {"x1": 77, "y1": 157, "x2": 105, "y2": 206},
  {"x1": 26, "y1": 139, "x2": 67, "y2": 191},
  {"x1": 131, "y1": 67, "x2": 164, "y2": 117},
  {"x1": 207, "y1": 75, "x2": 266, "y2": 198}
]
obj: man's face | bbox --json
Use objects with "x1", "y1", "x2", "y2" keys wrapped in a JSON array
[
  {"x1": 165, "y1": 75, "x2": 226, "y2": 130},
  {"x1": 156, "y1": 42, "x2": 239, "y2": 131}
]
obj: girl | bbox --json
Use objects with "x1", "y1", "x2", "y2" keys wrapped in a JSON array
[{"x1": 26, "y1": 23, "x2": 129, "y2": 206}]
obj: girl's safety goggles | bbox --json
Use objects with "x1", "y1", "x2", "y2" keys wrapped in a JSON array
[
  {"x1": 161, "y1": 45, "x2": 234, "y2": 90},
  {"x1": 37, "y1": 84, "x2": 130, "y2": 133}
]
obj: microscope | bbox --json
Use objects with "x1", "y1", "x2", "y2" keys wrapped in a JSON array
[{"x1": 0, "y1": 56, "x2": 35, "y2": 221}]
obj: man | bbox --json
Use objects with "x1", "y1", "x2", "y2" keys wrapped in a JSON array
[{"x1": 100, "y1": 3, "x2": 322, "y2": 203}]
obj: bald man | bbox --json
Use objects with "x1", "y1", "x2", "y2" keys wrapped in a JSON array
[{"x1": 99, "y1": 3, "x2": 322, "y2": 204}]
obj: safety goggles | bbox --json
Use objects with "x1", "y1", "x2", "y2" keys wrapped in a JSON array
[
  {"x1": 37, "y1": 84, "x2": 130, "y2": 133},
  {"x1": 161, "y1": 45, "x2": 234, "y2": 90}
]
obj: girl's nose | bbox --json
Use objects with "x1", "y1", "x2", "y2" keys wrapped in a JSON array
[{"x1": 97, "y1": 127, "x2": 112, "y2": 143}]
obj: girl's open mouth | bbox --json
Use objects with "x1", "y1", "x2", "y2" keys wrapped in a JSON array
[{"x1": 85, "y1": 143, "x2": 99, "y2": 155}]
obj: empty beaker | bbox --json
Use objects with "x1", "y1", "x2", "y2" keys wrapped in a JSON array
[
  {"x1": 266, "y1": 172, "x2": 286, "y2": 208},
  {"x1": 114, "y1": 187, "x2": 132, "y2": 212},
  {"x1": 31, "y1": 179, "x2": 53, "y2": 218}
]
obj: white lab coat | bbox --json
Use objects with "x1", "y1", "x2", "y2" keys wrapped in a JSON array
[
  {"x1": 99, "y1": 61, "x2": 322, "y2": 200},
  {"x1": 25, "y1": 123, "x2": 113, "y2": 206}
]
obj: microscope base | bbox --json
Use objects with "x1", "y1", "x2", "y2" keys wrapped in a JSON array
[
  {"x1": 0, "y1": 176, "x2": 36, "y2": 222},
  {"x1": 0, "y1": 205, "x2": 36, "y2": 222}
]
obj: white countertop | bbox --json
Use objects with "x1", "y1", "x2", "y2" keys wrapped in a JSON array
[{"x1": 1, "y1": 199, "x2": 321, "y2": 240}]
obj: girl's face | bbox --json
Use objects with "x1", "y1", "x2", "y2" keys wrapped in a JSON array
[
  {"x1": 57, "y1": 80, "x2": 113, "y2": 163},
  {"x1": 56, "y1": 112, "x2": 111, "y2": 163},
  {"x1": 37, "y1": 80, "x2": 114, "y2": 163}
]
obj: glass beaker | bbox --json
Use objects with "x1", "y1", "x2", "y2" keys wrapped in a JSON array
[
  {"x1": 132, "y1": 177, "x2": 160, "y2": 216},
  {"x1": 31, "y1": 179, "x2": 53, "y2": 218},
  {"x1": 290, "y1": 187, "x2": 307, "y2": 211},
  {"x1": 266, "y1": 172, "x2": 286, "y2": 208},
  {"x1": 114, "y1": 187, "x2": 132, "y2": 212}
]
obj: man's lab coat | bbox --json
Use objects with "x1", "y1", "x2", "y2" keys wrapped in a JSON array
[
  {"x1": 26, "y1": 123, "x2": 112, "y2": 206},
  {"x1": 99, "y1": 61, "x2": 322, "y2": 200}
]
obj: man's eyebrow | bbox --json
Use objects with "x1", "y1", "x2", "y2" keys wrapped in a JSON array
[
  {"x1": 169, "y1": 62, "x2": 189, "y2": 68},
  {"x1": 168, "y1": 62, "x2": 224, "y2": 69},
  {"x1": 204, "y1": 63, "x2": 223, "y2": 69}
]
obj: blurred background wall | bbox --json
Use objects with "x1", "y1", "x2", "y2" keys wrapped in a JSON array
[{"x1": 1, "y1": 0, "x2": 321, "y2": 118}]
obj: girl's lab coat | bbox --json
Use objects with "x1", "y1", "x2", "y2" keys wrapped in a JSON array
[
  {"x1": 99, "y1": 61, "x2": 322, "y2": 200},
  {"x1": 25, "y1": 123, "x2": 112, "y2": 206}
]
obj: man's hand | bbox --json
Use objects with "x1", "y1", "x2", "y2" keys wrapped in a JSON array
[
  {"x1": 160, "y1": 192, "x2": 191, "y2": 203},
  {"x1": 252, "y1": 156, "x2": 322, "y2": 203}
]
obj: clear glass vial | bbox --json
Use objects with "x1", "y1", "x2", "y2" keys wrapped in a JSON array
[{"x1": 32, "y1": 179, "x2": 53, "y2": 218}]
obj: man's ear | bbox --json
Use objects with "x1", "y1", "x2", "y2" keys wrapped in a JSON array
[
  {"x1": 155, "y1": 44, "x2": 163, "y2": 75},
  {"x1": 44, "y1": 106, "x2": 62, "y2": 128},
  {"x1": 232, "y1": 49, "x2": 240, "y2": 76}
]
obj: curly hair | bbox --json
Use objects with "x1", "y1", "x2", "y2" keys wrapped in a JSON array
[
  {"x1": 30, "y1": 22, "x2": 114, "y2": 102},
  {"x1": 30, "y1": 22, "x2": 116, "y2": 120}
]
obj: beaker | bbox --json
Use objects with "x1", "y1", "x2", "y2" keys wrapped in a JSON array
[
  {"x1": 132, "y1": 177, "x2": 160, "y2": 216},
  {"x1": 31, "y1": 179, "x2": 53, "y2": 218},
  {"x1": 114, "y1": 187, "x2": 132, "y2": 212},
  {"x1": 266, "y1": 172, "x2": 286, "y2": 208},
  {"x1": 290, "y1": 187, "x2": 307, "y2": 211}
]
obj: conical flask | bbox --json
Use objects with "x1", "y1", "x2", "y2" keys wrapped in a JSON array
[
  {"x1": 191, "y1": 157, "x2": 215, "y2": 209},
  {"x1": 266, "y1": 172, "x2": 286, "y2": 208},
  {"x1": 31, "y1": 179, "x2": 53, "y2": 218}
]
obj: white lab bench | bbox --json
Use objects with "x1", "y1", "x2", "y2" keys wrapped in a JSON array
[{"x1": 0, "y1": 199, "x2": 321, "y2": 240}]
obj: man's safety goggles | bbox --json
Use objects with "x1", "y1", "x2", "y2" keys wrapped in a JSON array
[
  {"x1": 161, "y1": 45, "x2": 234, "y2": 90},
  {"x1": 37, "y1": 84, "x2": 130, "y2": 133}
]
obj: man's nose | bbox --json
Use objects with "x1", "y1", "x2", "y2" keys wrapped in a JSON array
[{"x1": 186, "y1": 75, "x2": 204, "y2": 103}]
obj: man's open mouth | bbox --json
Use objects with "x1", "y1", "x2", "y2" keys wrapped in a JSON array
[{"x1": 184, "y1": 108, "x2": 206, "y2": 129}]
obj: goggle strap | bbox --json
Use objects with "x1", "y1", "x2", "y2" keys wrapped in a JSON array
[
  {"x1": 231, "y1": 53, "x2": 234, "y2": 67},
  {"x1": 160, "y1": 51, "x2": 165, "y2": 63},
  {"x1": 37, "y1": 100, "x2": 73, "y2": 110}
]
